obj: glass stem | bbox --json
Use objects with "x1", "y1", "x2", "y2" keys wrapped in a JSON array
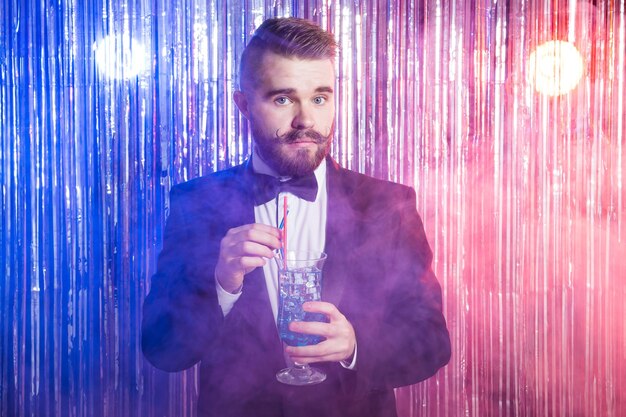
[{"x1": 293, "y1": 362, "x2": 311, "y2": 376}]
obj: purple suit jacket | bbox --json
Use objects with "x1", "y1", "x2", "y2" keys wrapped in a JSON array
[{"x1": 142, "y1": 158, "x2": 451, "y2": 417}]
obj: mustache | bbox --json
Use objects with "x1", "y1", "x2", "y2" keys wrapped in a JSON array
[{"x1": 276, "y1": 128, "x2": 327, "y2": 144}]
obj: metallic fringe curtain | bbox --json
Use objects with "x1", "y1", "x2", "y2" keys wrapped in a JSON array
[{"x1": 1, "y1": 0, "x2": 625, "y2": 416}]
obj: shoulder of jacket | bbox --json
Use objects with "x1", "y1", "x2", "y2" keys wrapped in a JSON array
[
  {"x1": 334, "y1": 165, "x2": 414, "y2": 198},
  {"x1": 171, "y1": 163, "x2": 246, "y2": 195}
]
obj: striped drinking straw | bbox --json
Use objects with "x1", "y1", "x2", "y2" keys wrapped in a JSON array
[{"x1": 278, "y1": 195, "x2": 288, "y2": 268}]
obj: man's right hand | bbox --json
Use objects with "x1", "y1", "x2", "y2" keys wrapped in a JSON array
[{"x1": 215, "y1": 223, "x2": 282, "y2": 293}]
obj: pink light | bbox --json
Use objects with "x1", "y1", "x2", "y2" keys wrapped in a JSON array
[{"x1": 528, "y1": 40, "x2": 584, "y2": 97}]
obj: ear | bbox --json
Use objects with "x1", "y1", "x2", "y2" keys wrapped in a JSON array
[{"x1": 233, "y1": 90, "x2": 250, "y2": 120}]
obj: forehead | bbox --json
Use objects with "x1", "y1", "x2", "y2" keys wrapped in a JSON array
[{"x1": 252, "y1": 52, "x2": 336, "y2": 93}]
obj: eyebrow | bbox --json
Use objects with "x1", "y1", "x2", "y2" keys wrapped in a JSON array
[{"x1": 264, "y1": 86, "x2": 334, "y2": 99}]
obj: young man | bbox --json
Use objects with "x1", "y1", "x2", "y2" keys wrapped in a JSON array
[{"x1": 142, "y1": 17, "x2": 451, "y2": 417}]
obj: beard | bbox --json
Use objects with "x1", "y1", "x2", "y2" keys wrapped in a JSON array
[{"x1": 252, "y1": 124, "x2": 333, "y2": 177}]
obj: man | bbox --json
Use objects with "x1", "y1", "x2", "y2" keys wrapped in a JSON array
[{"x1": 142, "y1": 17, "x2": 451, "y2": 417}]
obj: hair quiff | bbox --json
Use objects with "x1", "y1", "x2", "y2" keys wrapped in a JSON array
[{"x1": 239, "y1": 17, "x2": 338, "y2": 91}]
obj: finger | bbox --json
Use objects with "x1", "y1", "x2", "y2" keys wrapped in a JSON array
[
  {"x1": 285, "y1": 342, "x2": 345, "y2": 364},
  {"x1": 225, "y1": 225, "x2": 281, "y2": 251},
  {"x1": 228, "y1": 222, "x2": 280, "y2": 234},
  {"x1": 225, "y1": 232, "x2": 280, "y2": 252},
  {"x1": 221, "y1": 242, "x2": 273, "y2": 262},
  {"x1": 228, "y1": 223, "x2": 281, "y2": 240},
  {"x1": 288, "y1": 354, "x2": 341, "y2": 364},
  {"x1": 302, "y1": 301, "x2": 344, "y2": 321},
  {"x1": 222, "y1": 231, "x2": 281, "y2": 257},
  {"x1": 228, "y1": 255, "x2": 267, "y2": 271},
  {"x1": 288, "y1": 321, "x2": 331, "y2": 337},
  {"x1": 232, "y1": 241, "x2": 277, "y2": 259},
  {"x1": 285, "y1": 341, "x2": 333, "y2": 359}
]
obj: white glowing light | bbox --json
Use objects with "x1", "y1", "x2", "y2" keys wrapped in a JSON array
[
  {"x1": 528, "y1": 40, "x2": 584, "y2": 97},
  {"x1": 94, "y1": 34, "x2": 148, "y2": 80}
]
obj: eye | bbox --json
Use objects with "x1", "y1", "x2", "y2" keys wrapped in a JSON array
[
  {"x1": 312, "y1": 96, "x2": 327, "y2": 105},
  {"x1": 274, "y1": 96, "x2": 292, "y2": 106}
]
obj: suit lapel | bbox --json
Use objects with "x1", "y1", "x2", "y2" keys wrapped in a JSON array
[
  {"x1": 322, "y1": 159, "x2": 357, "y2": 307},
  {"x1": 225, "y1": 161, "x2": 283, "y2": 354}
]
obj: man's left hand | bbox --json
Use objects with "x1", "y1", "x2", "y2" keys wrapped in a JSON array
[{"x1": 284, "y1": 301, "x2": 356, "y2": 364}]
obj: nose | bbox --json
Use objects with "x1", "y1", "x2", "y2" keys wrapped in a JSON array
[{"x1": 291, "y1": 104, "x2": 315, "y2": 130}]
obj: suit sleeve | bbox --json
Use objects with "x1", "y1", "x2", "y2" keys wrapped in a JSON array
[
  {"x1": 141, "y1": 186, "x2": 224, "y2": 372},
  {"x1": 351, "y1": 185, "x2": 451, "y2": 391}
]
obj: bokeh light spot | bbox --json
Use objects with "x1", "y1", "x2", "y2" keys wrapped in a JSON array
[
  {"x1": 94, "y1": 34, "x2": 148, "y2": 80},
  {"x1": 529, "y1": 40, "x2": 584, "y2": 97}
]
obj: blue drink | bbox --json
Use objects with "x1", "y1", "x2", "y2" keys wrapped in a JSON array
[
  {"x1": 277, "y1": 268, "x2": 327, "y2": 346},
  {"x1": 274, "y1": 250, "x2": 328, "y2": 386}
]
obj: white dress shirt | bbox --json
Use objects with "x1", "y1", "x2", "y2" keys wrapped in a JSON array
[
  {"x1": 216, "y1": 148, "x2": 356, "y2": 369},
  {"x1": 215, "y1": 148, "x2": 327, "y2": 318}
]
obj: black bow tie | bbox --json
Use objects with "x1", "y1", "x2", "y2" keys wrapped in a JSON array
[{"x1": 252, "y1": 172, "x2": 318, "y2": 205}]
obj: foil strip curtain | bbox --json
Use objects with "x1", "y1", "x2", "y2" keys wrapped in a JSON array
[{"x1": 1, "y1": 0, "x2": 625, "y2": 416}]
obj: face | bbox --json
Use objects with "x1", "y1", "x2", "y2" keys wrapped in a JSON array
[{"x1": 234, "y1": 52, "x2": 335, "y2": 176}]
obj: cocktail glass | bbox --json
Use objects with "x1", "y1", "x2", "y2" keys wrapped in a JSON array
[{"x1": 274, "y1": 250, "x2": 327, "y2": 386}]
